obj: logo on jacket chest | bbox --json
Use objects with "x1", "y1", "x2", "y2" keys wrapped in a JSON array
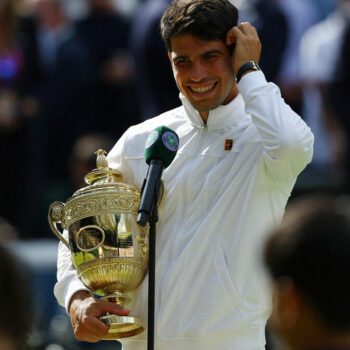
[{"x1": 224, "y1": 139, "x2": 234, "y2": 151}]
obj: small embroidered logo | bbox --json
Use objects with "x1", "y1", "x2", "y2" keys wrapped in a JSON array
[{"x1": 224, "y1": 139, "x2": 233, "y2": 151}]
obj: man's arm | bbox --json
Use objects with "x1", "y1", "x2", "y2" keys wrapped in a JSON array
[
  {"x1": 227, "y1": 22, "x2": 314, "y2": 181},
  {"x1": 239, "y1": 72, "x2": 314, "y2": 181},
  {"x1": 54, "y1": 233, "x2": 90, "y2": 309}
]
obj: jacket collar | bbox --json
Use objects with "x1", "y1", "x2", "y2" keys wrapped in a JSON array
[{"x1": 180, "y1": 93, "x2": 247, "y2": 130}]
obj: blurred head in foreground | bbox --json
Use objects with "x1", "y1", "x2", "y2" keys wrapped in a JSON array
[
  {"x1": 264, "y1": 194, "x2": 350, "y2": 350},
  {"x1": 0, "y1": 243, "x2": 30, "y2": 350}
]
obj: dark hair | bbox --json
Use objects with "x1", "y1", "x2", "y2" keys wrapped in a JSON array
[
  {"x1": 160, "y1": 0, "x2": 238, "y2": 51},
  {"x1": 264, "y1": 195, "x2": 350, "y2": 331}
]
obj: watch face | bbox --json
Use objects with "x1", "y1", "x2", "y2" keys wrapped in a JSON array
[{"x1": 248, "y1": 61, "x2": 260, "y2": 71}]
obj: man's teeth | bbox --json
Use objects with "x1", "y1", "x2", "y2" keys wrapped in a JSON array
[{"x1": 191, "y1": 84, "x2": 215, "y2": 93}]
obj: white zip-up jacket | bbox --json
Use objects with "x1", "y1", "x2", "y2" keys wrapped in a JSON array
[{"x1": 54, "y1": 71, "x2": 314, "y2": 350}]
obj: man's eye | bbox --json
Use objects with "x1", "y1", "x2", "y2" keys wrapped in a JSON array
[
  {"x1": 204, "y1": 55, "x2": 218, "y2": 61},
  {"x1": 175, "y1": 60, "x2": 190, "y2": 67}
]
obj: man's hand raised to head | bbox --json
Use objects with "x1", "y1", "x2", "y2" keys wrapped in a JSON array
[
  {"x1": 226, "y1": 22, "x2": 262, "y2": 75},
  {"x1": 68, "y1": 290, "x2": 130, "y2": 342}
]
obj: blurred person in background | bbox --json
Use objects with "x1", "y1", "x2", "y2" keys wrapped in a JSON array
[
  {"x1": 311, "y1": 0, "x2": 338, "y2": 21},
  {"x1": 20, "y1": 0, "x2": 95, "y2": 179},
  {"x1": 67, "y1": 133, "x2": 115, "y2": 191},
  {"x1": 129, "y1": 0, "x2": 179, "y2": 120},
  {"x1": 37, "y1": 131, "x2": 114, "y2": 209},
  {"x1": 40, "y1": 133, "x2": 115, "y2": 238},
  {"x1": 0, "y1": 0, "x2": 23, "y2": 131},
  {"x1": 264, "y1": 194, "x2": 350, "y2": 350},
  {"x1": 18, "y1": 0, "x2": 95, "y2": 238},
  {"x1": 277, "y1": 0, "x2": 319, "y2": 115},
  {"x1": 236, "y1": 0, "x2": 289, "y2": 84},
  {"x1": 77, "y1": 0, "x2": 140, "y2": 139},
  {"x1": 329, "y1": 11, "x2": 350, "y2": 192},
  {"x1": 297, "y1": 0, "x2": 350, "y2": 191},
  {"x1": 0, "y1": 0, "x2": 28, "y2": 233},
  {"x1": 0, "y1": 217, "x2": 19, "y2": 243}
]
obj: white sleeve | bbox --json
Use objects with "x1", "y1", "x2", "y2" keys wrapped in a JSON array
[
  {"x1": 239, "y1": 71, "x2": 314, "y2": 182},
  {"x1": 53, "y1": 231, "x2": 89, "y2": 311},
  {"x1": 107, "y1": 129, "x2": 129, "y2": 173}
]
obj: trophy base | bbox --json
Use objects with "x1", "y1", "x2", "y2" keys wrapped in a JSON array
[{"x1": 100, "y1": 315, "x2": 145, "y2": 340}]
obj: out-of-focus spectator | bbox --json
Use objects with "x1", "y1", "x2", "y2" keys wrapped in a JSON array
[
  {"x1": 278, "y1": 0, "x2": 319, "y2": 114},
  {"x1": 39, "y1": 133, "x2": 115, "y2": 238},
  {"x1": 115, "y1": 0, "x2": 139, "y2": 17},
  {"x1": 311, "y1": 0, "x2": 338, "y2": 21},
  {"x1": 298, "y1": 0, "x2": 350, "y2": 190},
  {"x1": 329, "y1": 16, "x2": 350, "y2": 191},
  {"x1": 129, "y1": 0, "x2": 179, "y2": 120},
  {"x1": 0, "y1": 0, "x2": 27, "y2": 230},
  {"x1": 237, "y1": 0, "x2": 289, "y2": 84},
  {"x1": 68, "y1": 133, "x2": 114, "y2": 190},
  {"x1": 0, "y1": 243, "x2": 30, "y2": 350},
  {"x1": 20, "y1": 0, "x2": 95, "y2": 180},
  {"x1": 264, "y1": 194, "x2": 350, "y2": 350},
  {"x1": 18, "y1": 0, "x2": 95, "y2": 238},
  {"x1": 77, "y1": 0, "x2": 140, "y2": 137},
  {"x1": 0, "y1": 217, "x2": 19, "y2": 243}
]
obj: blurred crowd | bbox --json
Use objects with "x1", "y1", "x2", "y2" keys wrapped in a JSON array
[{"x1": 0, "y1": 0, "x2": 349, "y2": 349}]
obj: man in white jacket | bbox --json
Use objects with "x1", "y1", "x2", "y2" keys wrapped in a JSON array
[{"x1": 54, "y1": 0, "x2": 314, "y2": 349}]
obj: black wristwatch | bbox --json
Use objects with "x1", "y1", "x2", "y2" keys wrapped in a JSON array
[{"x1": 236, "y1": 61, "x2": 261, "y2": 83}]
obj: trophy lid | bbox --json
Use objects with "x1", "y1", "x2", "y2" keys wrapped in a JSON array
[{"x1": 84, "y1": 149, "x2": 123, "y2": 185}]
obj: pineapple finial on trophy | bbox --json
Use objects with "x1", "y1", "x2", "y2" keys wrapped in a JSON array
[
  {"x1": 83, "y1": 149, "x2": 122, "y2": 185},
  {"x1": 95, "y1": 149, "x2": 108, "y2": 169}
]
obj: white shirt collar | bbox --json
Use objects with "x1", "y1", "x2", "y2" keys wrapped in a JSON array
[{"x1": 179, "y1": 93, "x2": 247, "y2": 130}]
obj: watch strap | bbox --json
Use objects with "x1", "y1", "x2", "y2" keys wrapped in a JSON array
[{"x1": 236, "y1": 61, "x2": 261, "y2": 83}]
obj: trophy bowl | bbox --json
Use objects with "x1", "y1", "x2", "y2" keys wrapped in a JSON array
[{"x1": 48, "y1": 150, "x2": 149, "y2": 340}]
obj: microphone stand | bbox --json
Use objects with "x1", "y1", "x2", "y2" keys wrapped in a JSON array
[
  {"x1": 147, "y1": 205, "x2": 157, "y2": 350},
  {"x1": 146, "y1": 179, "x2": 161, "y2": 350},
  {"x1": 137, "y1": 163, "x2": 164, "y2": 350}
]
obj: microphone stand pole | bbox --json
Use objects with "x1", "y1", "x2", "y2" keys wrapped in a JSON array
[{"x1": 147, "y1": 185, "x2": 159, "y2": 350}]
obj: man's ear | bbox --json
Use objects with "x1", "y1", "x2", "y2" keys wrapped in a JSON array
[
  {"x1": 273, "y1": 277, "x2": 302, "y2": 331},
  {"x1": 225, "y1": 26, "x2": 237, "y2": 47}
]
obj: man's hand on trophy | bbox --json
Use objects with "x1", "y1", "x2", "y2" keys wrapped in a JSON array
[{"x1": 69, "y1": 290, "x2": 130, "y2": 342}]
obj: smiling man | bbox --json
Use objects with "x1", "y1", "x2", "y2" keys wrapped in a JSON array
[
  {"x1": 54, "y1": 1, "x2": 314, "y2": 349},
  {"x1": 169, "y1": 34, "x2": 237, "y2": 120}
]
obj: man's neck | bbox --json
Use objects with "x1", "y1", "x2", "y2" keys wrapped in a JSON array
[{"x1": 199, "y1": 111, "x2": 209, "y2": 124}]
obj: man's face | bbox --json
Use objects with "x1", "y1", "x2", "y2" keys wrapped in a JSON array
[{"x1": 168, "y1": 34, "x2": 237, "y2": 121}]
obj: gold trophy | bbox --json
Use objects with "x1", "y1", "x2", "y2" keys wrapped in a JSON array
[{"x1": 48, "y1": 150, "x2": 149, "y2": 339}]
